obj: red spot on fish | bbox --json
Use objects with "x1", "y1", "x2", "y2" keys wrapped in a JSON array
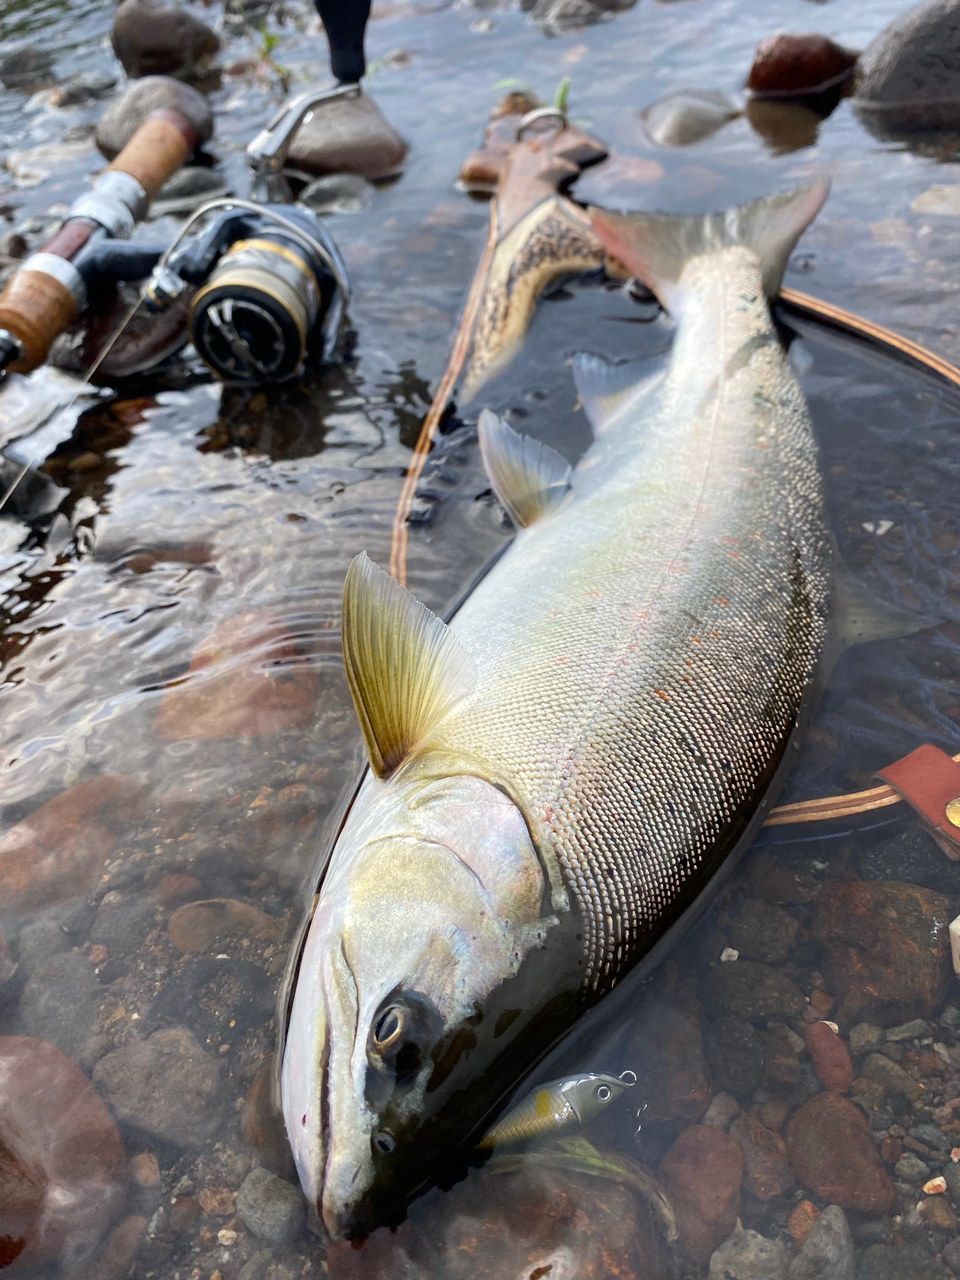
[
  {"x1": 655, "y1": 690, "x2": 669, "y2": 703},
  {"x1": 715, "y1": 597, "x2": 729, "y2": 607},
  {"x1": 728, "y1": 551, "x2": 740, "y2": 560},
  {"x1": 555, "y1": 656, "x2": 568, "y2": 664},
  {"x1": 585, "y1": 590, "x2": 602, "y2": 598},
  {"x1": 691, "y1": 636, "x2": 702, "y2": 645}
]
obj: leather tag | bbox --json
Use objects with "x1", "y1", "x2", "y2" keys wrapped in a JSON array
[{"x1": 876, "y1": 744, "x2": 960, "y2": 860}]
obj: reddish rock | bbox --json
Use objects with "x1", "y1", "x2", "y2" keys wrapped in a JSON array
[
  {"x1": 0, "y1": 776, "x2": 141, "y2": 910},
  {"x1": 241, "y1": 1058, "x2": 294, "y2": 1177},
  {"x1": 730, "y1": 1112, "x2": 795, "y2": 1201},
  {"x1": 627, "y1": 1006, "x2": 711, "y2": 1129},
  {"x1": 880, "y1": 1136, "x2": 902, "y2": 1164},
  {"x1": 151, "y1": 873, "x2": 203, "y2": 908},
  {"x1": 807, "y1": 1021, "x2": 855, "y2": 1094},
  {"x1": 748, "y1": 32, "x2": 858, "y2": 97},
  {"x1": 168, "y1": 898, "x2": 281, "y2": 952},
  {"x1": 659, "y1": 1124, "x2": 743, "y2": 1264},
  {"x1": 156, "y1": 611, "x2": 320, "y2": 740},
  {"x1": 787, "y1": 1199, "x2": 820, "y2": 1245},
  {"x1": 786, "y1": 1092, "x2": 894, "y2": 1212},
  {"x1": 0, "y1": 1037, "x2": 127, "y2": 1274},
  {"x1": 814, "y1": 880, "x2": 952, "y2": 1026},
  {"x1": 89, "y1": 1214, "x2": 147, "y2": 1280}
]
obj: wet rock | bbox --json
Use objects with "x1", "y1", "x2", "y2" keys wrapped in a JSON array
[
  {"x1": 155, "y1": 610, "x2": 320, "y2": 740},
  {"x1": 148, "y1": 957, "x2": 274, "y2": 1047},
  {"x1": 856, "y1": 0, "x2": 960, "y2": 135},
  {"x1": 660, "y1": 1124, "x2": 743, "y2": 1264},
  {"x1": 944, "y1": 1238, "x2": 960, "y2": 1272},
  {"x1": 285, "y1": 90, "x2": 408, "y2": 181},
  {"x1": 93, "y1": 1027, "x2": 225, "y2": 1147},
  {"x1": 919, "y1": 1195, "x2": 957, "y2": 1230},
  {"x1": 814, "y1": 880, "x2": 952, "y2": 1027},
  {"x1": 89, "y1": 1214, "x2": 148, "y2": 1280},
  {"x1": 730, "y1": 1112, "x2": 795, "y2": 1201},
  {"x1": 786, "y1": 1093, "x2": 895, "y2": 1212},
  {"x1": 150, "y1": 166, "x2": 230, "y2": 217},
  {"x1": 807, "y1": 1022, "x2": 854, "y2": 1094},
  {"x1": 708, "y1": 1226, "x2": 786, "y2": 1279},
  {"x1": 19, "y1": 951, "x2": 101, "y2": 1061},
  {"x1": 748, "y1": 33, "x2": 858, "y2": 97},
  {"x1": 886, "y1": 1018, "x2": 931, "y2": 1042},
  {"x1": 628, "y1": 1006, "x2": 711, "y2": 1129},
  {"x1": 849, "y1": 1022, "x2": 884, "y2": 1057},
  {"x1": 0, "y1": 1036, "x2": 127, "y2": 1274},
  {"x1": 857, "y1": 827, "x2": 960, "y2": 895},
  {"x1": 860, "y1": 1052, "x2": 923, "y2": 1102},
  {"x1": 789, "y1": 1204, "x2": 854, "y2": 1280},
  {"x1": 198, "y1": 1186, "x2": 236, "y2": 1215},
  {"x1": 91, "y1": 894, "x2": 158, "y2": 965},
  {"x1": 95, "y1": 76, "x2": 214, "y2": 161},
  {"x1": 894, "y1": 1151, "x2": 929, "y2": 1181},
  {"x1": 168, "y1": 898, "x2": 281, "y2": 953},
  {"x1": 130, "y1": 1153, "x2": 159, "y2": 1189},
  {"x1": 16, "y1": 917, "x2": 70, "y2": 974},
  {"x1": 760, "y1": 1024, "x2": 802, "y2": 1090},
  {"x1": 0, "y1": 926, "x2": 15, "y2": 987},
  {"x1": 236, "y1": 1167, "x2": 304, "y2": 1243},
  {"x1": 727, "y1": 898, "x2": 799, "y2": 965},
  {"x1": 299, "y1": 173, "x2": 376, "y2": 216},
  {"x1": 702, "y1": 1092, "x2": 741, "y2": 1130},
  {"x1": 49, "y1": 69, "x2": 117, "y2": 108},
  {"x1": 642, "y1": 89, "x2": 741, "y2": 147},
  {"x1": 708, "y1": 959, "x2": 806, "y2": 1023},
  {"x1": 0, "y1": 231, "x2": 28, "y2": 260},
  {"x1": 112, "y1": 0, "x2": 219, "y2": 80},
  {"x1": 241, "y1": 1059, "x2": 293, "y2": 1175},
  {"x1": 788, "y1": 1200, "x2": 821, "y2": 1246},
  {"x1": 0, "y1": 46, "x2": 55, "y2": 92},
  {"x1": 0, "y1": 775, "x2": 139, "y2": 910},
  {"x1": 857, "y1": 1242, "x2": 950, "y2": 1279},
  {"x1": 152, "y1": 873, "x2": 203, "y2": 907},
  {"x1": 702, "y1": 1018, "x2": 763, "y2": 1102}
]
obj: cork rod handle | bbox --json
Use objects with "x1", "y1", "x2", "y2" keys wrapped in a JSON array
[{"x1": 106, "y1": 108, "x2": 197, "y2": 203}]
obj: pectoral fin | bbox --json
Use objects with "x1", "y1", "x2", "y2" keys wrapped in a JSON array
[
  {"x1": 572, "y1": 353, "x2": 666, "y2": 434},
  {"x1": 832, "y1": 558, "x2": 939, "y2": 651},
  {"x1": 479, "y1": 409, "x2": 571, "y2": 528},
  {"x1": 342, "y1": 553, "x2": 477, "y2": 778}
]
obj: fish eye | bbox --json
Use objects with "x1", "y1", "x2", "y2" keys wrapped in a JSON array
[
  {"x1": 374, "y1": 1130, "x2": 396, "y2": 1154},
  {"x1": 373, "y1": 1005, "x2": 404, "y2": 1050},
  {"x1": 596, "y1": 1084, "x2": 612, "y2": 1102}
]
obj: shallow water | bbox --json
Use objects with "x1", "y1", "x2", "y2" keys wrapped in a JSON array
[{"x1": 1, "y1": 0, "x2": 960, "y2": 1275}]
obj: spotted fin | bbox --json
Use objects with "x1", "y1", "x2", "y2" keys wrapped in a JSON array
[
  {"x1": 342, "y1": 552, "x2": 477, "y2": 778},
  {"x1": 573, "y1": 353, "x2": 666, "y2": 434},
  {"x1": 479, "y1": 410, "x2": 572, "y2": 529}
]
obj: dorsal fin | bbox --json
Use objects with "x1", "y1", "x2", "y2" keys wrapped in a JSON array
[
  {"x1": 572, "y1": 353, "x2": 666, "y2": 434},
  {"x1": 342, "y1": 553, "x2": 477, "y2": 778},
  {"x1": 478, "y1": 410, "x2": 571, "y2": 529}
]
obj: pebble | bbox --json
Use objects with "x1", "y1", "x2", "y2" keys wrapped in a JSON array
[
  {"x1": 747, "y1": 32, "x2": 858, "y2": 97},
  {"x1": 641, "y1": 89, "x2": 741, "y2": 147},
  {"x1": 236, "y1": 1167, "x2": 304, "y2": 1243},
  {"x1": 155, "y1": 610, "x2": 320, "y2": 740},
  {"x1": 48, "y1": 69, "x2": 116, "y2": 107},
  {"x1": 198, "y1": 1186, "x2": 237, "y2": 1215},
  {"x1": 285, "y1": 89, "x2": 408, "y2": 181},
  {"x1": 152, "y1": 873, "x2": 203, "y2": 907},
  {"x1": 944, "y1": 1238, "x2": 960, "y2": 1273},
  {"x1": 659, "y1": 1124, "x2": 743, "y2": 1264},
  {"x1": 168, "y1": 898, "x2": 281, "y2": 953},
  {"x1": 707, "y1": 959, "x2": 806, "y2": 1022},
  {"x1": 807, "y1": 1021, "x2": 855, "y2": 1093},
  {"x1": 704, "y1": 1017, "x2": 766, "y2": 1099},
  {"x1": 95, "y1": 76, "x2": 214, "y2": 161},
  {"x1": 130, "y1": 1152, "x2": 160, "y2": 1188},
  {"x1": 702, "y1": 1091, "x2": 741, "y2": 1130},
  {"x1": 0, "y1": 1036, "x2": 127, "y2": 1273},
  {"x1": 886, "y1": 1019, "x2": 930, "y2": 1042},
  {"x1": 112, "y1": 0, "x2": 219, "y2": 79},
  {"x1": 849, "y1": 1022, "x2": 885, "y2": 1056},
  {"x1": 93, "y1": 1027, "x2": 225, "y2": 1147},
  {"x1": 241, "y1": 1059, "x2": 293, "y2": 1175},
  {"x1": 727, "y1": 897, "x2": 800, "y2": 965},
  {"x1": 787, "y1": 1200, "x2": 820, "y2": 1245},
  {"x1": 895, "y1": 1152, "x2": 930, "y2": 1181},
  {"x1": 857, "y1": 828, "x2": 960, "y2": 895},
  {"x1": 0, "y1": 46, "x2": 55, "y2": 92},
  {"x1": 788, "y1": 1204, "x2": 854, "y2": 1280},
  {"x1": 708, "y1": 1226, "x2": 786, "y2": 1279},
  {"x1": 730, "y1": 1112, "x2": 795, "y2": 1200},
  {"x1": 150, "y1": 166, "x2": 230, "y2": 218},
  {"x1": 858, "y1": 1242, "x2": 951, "y2": 1279},
  {"x1": 91, "y1": 895, "x2": 158, "y2": 966},
  {"x1": 860, "y1": 1052, "x2": 923, "y2": 1102},
  {"x1": 920, "y1": 1194, "x2": 958, "y2": 1229},
  {"x1": 19, "y1": 951, "x2": 101, "y2": 1061},
  {"x1": 88, "y1": 1215, "x2": 148, "y2": 1280},
  {"x1": 786, "y1": 1092, "x2": 895, "y2": 1211},
  {"x1": 627, "y1": 1005, "x2": 711, "y2": 1128},
  {"x1": 814, "y1": 880, "x2": 952, "y2": 1026},
  {"x1": 299, "y1": 173, "x2": 376, "y2": 215}
]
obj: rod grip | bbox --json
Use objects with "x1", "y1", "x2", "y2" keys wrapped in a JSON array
[
  {"x1": 106, "y1": 108, "x2": 197, "y2": 204},
  {"x1": 0, "y1": 271, "x2": 77, "y2": 373}
]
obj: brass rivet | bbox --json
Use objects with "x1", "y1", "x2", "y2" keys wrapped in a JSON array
[{"x1": 946, "y1": 797, "x2": 960, "y2": 829}]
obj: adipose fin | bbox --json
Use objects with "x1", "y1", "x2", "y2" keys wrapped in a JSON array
[{"x1": 479, "y1": 410, "x2": 572, "y2": 529}]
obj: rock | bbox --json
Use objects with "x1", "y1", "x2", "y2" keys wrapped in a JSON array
[
  {"x1": 0, "y1": 231, "x2": 28, "y2": 260},
  {"x1": 151, "y1": 873, "x2": 203, "y2": 907},
  {"x1": 894, "y1": 1152, "x2": 930, "y2": 1181},
  {"x1": 856, "y1": 0, "x2": 960, "y2": 135},
  {"x1": 943, "y1": 1238, "x2": 960, "y2": 1273},
  {"x1": 748, "y1": 33, "x2": 858, "y2": 97},
  {"x1": 760, "y1": 1025, "x2": 802, "y2": 1090},
  {"x1": 707, "y1": 959, "x2": 806, "y2": 1022},
  {"x1": 911, "y1": 184, "x2": 960, "y2": 215},
  {"x1": 241, "y1": 1059, "x2": 293, "y2": 1175},
  {"x1": 727, "y1": 898, "x2": 800, "y2": 965},
  {"x1": 91, "y1": 894, "x2": 158, "y2": 965},
  {"x1": 857, "y1": 827, "x2": 960, "y2": 895},
  {"x1": 168, "y1": 898, "x2": 281, "y2": 953},
  {"x1": 130, "y1": 1153, "x2": 159, "y2": 1189},
  {"x1": 0, "y1": 775, "x2": 139, "y2": 910},
  {"x1": 849, "y1": 1023, "x2": 884, "y2": 1056},
  {"x1": 703, "y1": 1017, "x2": 765, "y2": 1101},
  {"x1": 112, "y1": 0, "x2": 219, "y2": 80},
  {"x1": 155, "y1": 610, "x2": 320, "y2": 740},
  {"x1": 730, "y1": 1112, "x2": 795, "y2": 1201},
  {"x1": 89, "y1": 1214, "x2": 148, "y2": 1280},
  {"x1": 49, "y1": 70, "x2": 117, "y2": 108},
  {"x1": 641, "y1": 89, "x2": 741, "y2": 147},
  {"x1": 789, "y1": 1204, "x2": 854, "y2": 1280},
  {"x1": 150, "y1": 166, "x2": 229, "y2": 217},
  {"x1": 299, "y1": 173, "x2": 376, "y2": 215},
  {"x1": 814, "y1": 881, "x2": 952, "y2": 1027},
  {"x1": 627, "y1": 1006, "x2": 711, "y2": 1129},
  {"x1": 886, "y1": 1018, "x2": 931, "y2": 1042},
  {"x1": 708, "y1": 1226, "x2": 786, "y2": 1279},
  {"x1": 15, "y1": 917, "x2": 70, "y2": 974},
  {"x1": 0, "y1": 1036, "x2": 127, "y2": 1274},
  {"x1": 95, "y1": 76, "x2": 214, "y2": 161},
  {"x1": 236, "y1": 1168, "x2": 304, "y2": 1243},
  {"x1": 198, "y1": 1186, "x2": 236, "y2": 1215},
  {"x1": 19, "y1": 952, "x2": 101, "y2": 1061},
  {"x1": 786, "y1": 1093, "x2": 894, "y2": 1212},
  {"x1": 702, "y1": 1092, "x2": 741, "y2": 1130},
  {"x1": 857, "y1": 1243, "x2": 950, "y2": 1280},
  {"x1": 93, "y1": 1028, "x2": 224, "y2": 1147},
  {"x1": 807, "y1": 1022, "x2": 854, "y2": 1094},
  {"x1": 919, "y1": 1195, "x2": 958, "y2": 1230},
  {"x1": 859, "y1": 1053, "x2": 923, "y2": 1102},
  {"x1": 0, "y1": 46, "x2": 55, "y2": 92},
  {"x1": 660, "y1": 1124, "x2": 743, "y2": 1264},
  {"x1": 0, "y1": 926, "x2": 15, "y2": 987},
  {"x1": 285, "y1": 90, "x2": 408, "y2": 181},
  {"x1": 147, "y1": 957, "x2": 274, "y2": 1047},
  {"x1": 788, "y1": 1200, "x2": 821, "y2": 1246}
]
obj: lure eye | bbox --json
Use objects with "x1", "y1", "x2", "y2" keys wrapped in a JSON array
[
  {"x1": 596, "y1": 1084, "x2": 612, "y2": 1102},
  {"x1": 373, "y1": 1005, "x2": 404, "y2": 1050},
  {"x1": 374, "y1": 1130, "x2": 396, "y2": 1154}
]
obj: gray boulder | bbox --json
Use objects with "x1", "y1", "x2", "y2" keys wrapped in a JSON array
[{"x1": 856, "y1": 0, "x2": 960, "y2": 136}]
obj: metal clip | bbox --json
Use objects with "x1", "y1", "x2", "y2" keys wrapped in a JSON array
[{"x1": 247, "y1": 83, "x2": 362, "y2": 203}]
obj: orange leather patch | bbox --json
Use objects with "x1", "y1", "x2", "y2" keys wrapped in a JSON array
[{"x1": 876, "y1": 744, "x2": 960, "y2": 860}]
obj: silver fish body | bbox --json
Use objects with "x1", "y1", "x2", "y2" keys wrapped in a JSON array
[{"x1": 282, "y1": 183, "x2": 832, "y2": 1238}]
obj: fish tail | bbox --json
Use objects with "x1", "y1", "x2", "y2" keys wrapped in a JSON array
[{"x1": 589, "y1": 181, "x2": 829, "y2": 313}]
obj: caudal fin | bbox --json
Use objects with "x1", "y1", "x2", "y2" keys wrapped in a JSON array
[{"x1": 590, "y1": 181, "x2": 829, "y2": 313}]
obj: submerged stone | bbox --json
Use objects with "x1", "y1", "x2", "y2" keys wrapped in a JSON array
[
  {"x1": 708, "y1": 1226, "x2": 786, "y2": 1279},
  {"x1": 660, "y1": 1124, "x2": 743, "y2": 1264},
  {"x1": 642, "y1": 89, "x2": 741, "y2": 147},
  {"x1": 786, "y1": 1093, "x2": 894, "y2": 1212},
  {"x1": 789, "y1": 1204, "x2": 854, "y2": 1280},
  {"x1": 856, "y1": 0, "x2": 960, "y2": 134},
  {"x1": 95, "y1": 76, "x2": 214, "y2": 161}
]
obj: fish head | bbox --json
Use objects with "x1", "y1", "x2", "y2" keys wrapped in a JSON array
[{"x1": 281, "y1": 769, "x2": 565, "y2": 1239}]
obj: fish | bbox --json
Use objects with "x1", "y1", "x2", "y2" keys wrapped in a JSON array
[
  {"x1": 281, "y1": 183, "x2": 839, "y2": 1239},
  {"x1": 476, "y1": 1070, "x2": 636, "y2": 1149}
]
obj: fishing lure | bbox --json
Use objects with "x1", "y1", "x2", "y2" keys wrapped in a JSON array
[{"x1": 478, "y1": 1071, "x2": 637, "y2": 1150}]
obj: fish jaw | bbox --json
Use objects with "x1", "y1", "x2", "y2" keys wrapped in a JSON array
[{"x1": 281, "y1": 768, "x2": 565, "y2": 1238}]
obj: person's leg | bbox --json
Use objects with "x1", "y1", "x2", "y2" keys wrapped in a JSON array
[{"x1": 314, "y1": 0, "x2": 372, "y2": 83}]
